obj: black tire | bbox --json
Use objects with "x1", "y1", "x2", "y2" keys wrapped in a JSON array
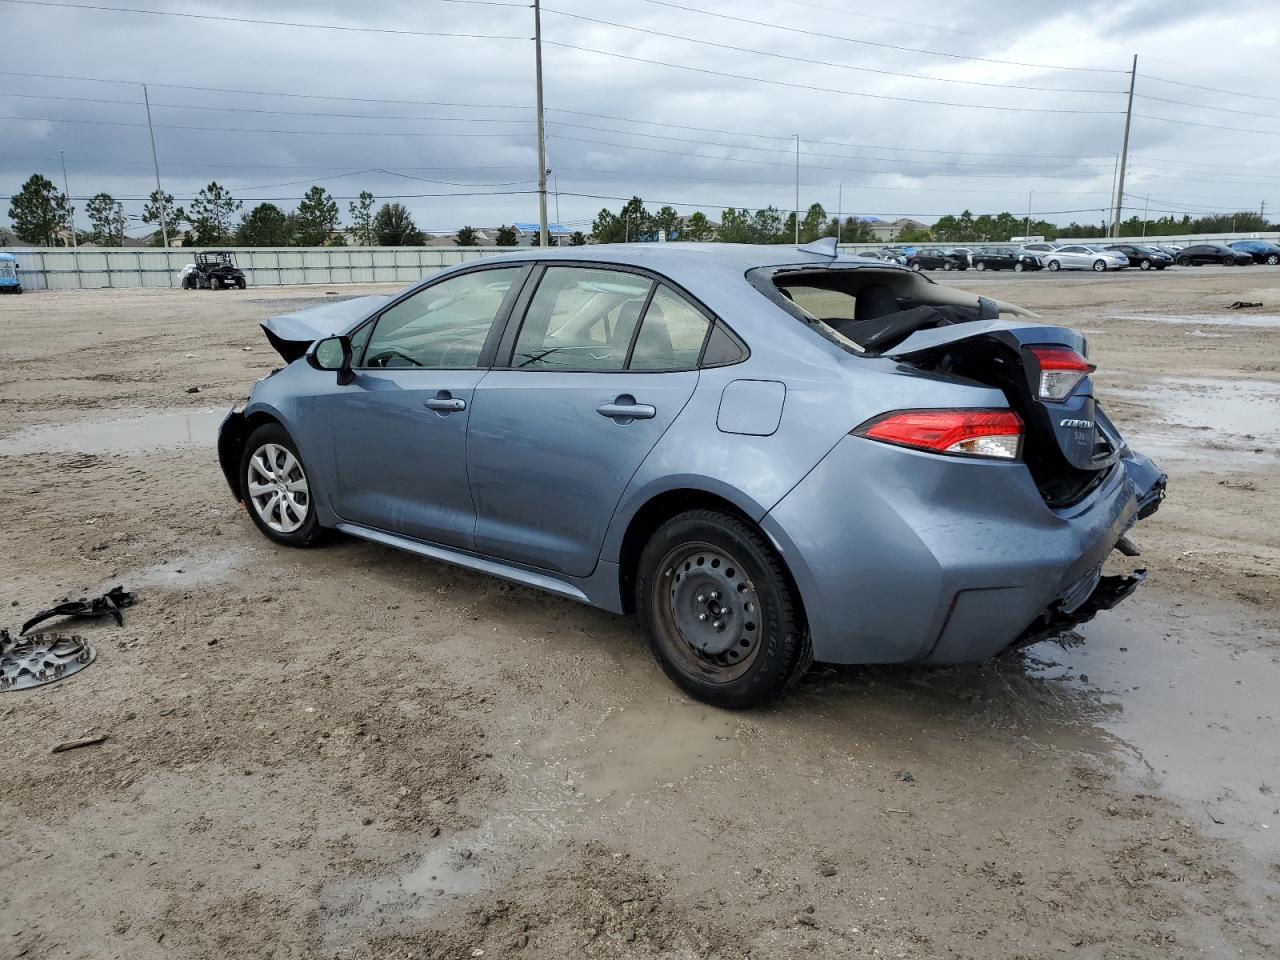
[
  {"x1": 236, "y1": 278, "x2": 247, "y2": 289},
  {"x1": 210, "y1": 275, "x2": 222, "y2": 290},
  {"x1": 975, "y1": 261, "x2": 986, "y2": 271},
  {"x1": 1092, "y1": 259, "x2": 1107, "y2": 272},
  {"x1": 1047, "y1": 259, "x2": 1061, "y2": 271},
  {"x1": 1177, "y1": 256, "x2": 1191, "y2": 267},
  {"x1": 943, "y1": 261, "x2": 954, "y2": 271},
  {"x1": 909, "y1": 261, "x2": 921, "y2": 271},
  {"x1": 1014, "y1": 261, "x2": 1024, "y2": 272},
  {"x1": 1139, "y1": 259, "x2": 1151, "y2": 270},
  {"x1": 238, "y1": 423, "x2": 327, "y2": 548},
  {"x1": 635, "y1": 509, "x2": 810, "y2": 709},
  {"x1": 1221, "y1": 256, "x2": 1234, "y2": 266},
  {"x1": 1268, "y1": 254, "x2": 1279, "y2": 266}
]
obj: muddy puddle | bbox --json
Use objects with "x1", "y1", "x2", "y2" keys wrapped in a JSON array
[
  {"x1": 1106, "y1": 376, "x2": 1280, "y2": 470},
  {"x1": 1108, "y1": 313, "x2": 1280, "y2": 329},
  {"x1": 1, "y1": 407, "x2": 225, "y2": 455}
]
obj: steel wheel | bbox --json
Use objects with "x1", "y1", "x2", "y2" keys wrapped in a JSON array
[
  {"x1": 246, "y1": 442, "x2": 310, "y2": 534},
  {"x1": 651, "y1": 541, "x2": 763, "y2": 683}
]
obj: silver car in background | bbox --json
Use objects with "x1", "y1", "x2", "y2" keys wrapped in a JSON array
[{"x1": 1044, "y1": 244, "x2": 1130, "y2": 272}]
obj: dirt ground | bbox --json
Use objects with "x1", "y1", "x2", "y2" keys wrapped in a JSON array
[{"x1": 1, "y1": 267, "x2": 1278, "y2": 959}]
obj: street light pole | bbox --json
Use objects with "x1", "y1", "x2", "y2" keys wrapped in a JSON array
[
  {"x1": 142, "y1": 83, "x2": 169, "y2": 249},
  {"x1": 533, "y1": 0, "x2": 549, "y2": 247},
  {"x1": 1024, "y1": 190, "x2": 1032, "y2": 239},
  {"x1": 553, "y1": 173, "x2": 561, "y2": 246},
  {"x1": 59, "y1": 150, "x2": 76, "y2": 247},
  {"x1": 837, "y1": 182, "x2": 845, "y2": 245},
  {"x1": 794, "y1": 134, "x2": 800, "y2": 244}
]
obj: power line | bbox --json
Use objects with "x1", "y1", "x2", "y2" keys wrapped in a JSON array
[
  {"x1": 633, "y1": 0, "x2": 1127, "y2": 74},
  {"x1": 3, "y1": 114, "x2": 535, "y2": 138},
  {"x1": 1136, "y1": 92, "x2": 1280, "y2": 120},
  {"x1": 0, "y1": 0, "x2": 530, "y2": 36},
  {"x1": 1139, "y1": 73, "x2": 1280, "y2": 106},
  {"x1": 543, "y1": 41, "x2": 1126, "y2": 115},
  {"x1": 539, "y1": 6, "x2": 1124, "y2": 94},
  {"x1": 1133, "y1": 113, "x2": 1280, "y2": 137}
]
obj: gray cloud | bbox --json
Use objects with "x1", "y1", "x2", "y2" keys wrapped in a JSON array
[{"x1": 3, "y1": 0, "x2": 1277, "y2": 238}]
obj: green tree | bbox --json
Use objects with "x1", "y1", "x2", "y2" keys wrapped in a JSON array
[
  {"x1": 373, "y1": 202, "x2": 424, "y2": 245},
  {"x1": 569, "y1": 230, "x2": 587, "y2": 246},
  {"x1": 717, "y1": 208, "x2": 754, "y2": 244},
  {"x1": 325, "y1": 231, "x2": 347, "y2": 247},
  {"x1": 752, "y1": 206, "x2": 784, "y2": 243},
  {"x1": 142, "y1": 188, "x2": 185, "y2": 246},
  {"x1": 895, "y1": 224, "x2": 932, "y2": 243},
  {"x1": 7, "y1": 174, "x2": 71, "y2": 246},
  {"x1": 799, "y1": 203, "x2": 827, "y2": 243},
  {"x1": 681, "y1": 211, "x2": 714, "y2": 242},
  {"x1": 85, "y1": 192, "x2": 125, "y2": 246},
  {"x1": 619, "y1": 197, "x2": 652, "y2": 241},
  {"x1": 652, "y1": 205, "x2": 680, "y2": 241},
  {"x1": 839, "y1": 217, "x2": 876, "y2": 243},
  {"x1": 236, "y1": 203, "x2": 293, "y2": 246},
  {"x1": 293, "y1": 186, "x2": 339, "y2": 246},
  {"x1": 188, "y1": 181, "x2": 240, "y2": 245},
  {"x1": 494, "y1": 224, "x2": 520, "y2": 246},
  {"x1": 348, "y1": 190, "x2": 375, "y2": 246},
  {"x1": 455, "y1": 225, "x2": 479, "y2": 246},
  {"x1": 592, "y1": 208, "x2": 624, "y2": 243}
]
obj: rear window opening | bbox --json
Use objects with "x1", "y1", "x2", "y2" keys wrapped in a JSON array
[{"x1": 753, "y1": 266, "x2": 1017, "y2": 356}]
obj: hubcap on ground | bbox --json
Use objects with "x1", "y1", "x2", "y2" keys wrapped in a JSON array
[
  {"x1": 653, "y1": 542, "x2": 762, "y2": 681},
  {"x1": 247, "y1": 443, "x2": 309, "y2": 533}
]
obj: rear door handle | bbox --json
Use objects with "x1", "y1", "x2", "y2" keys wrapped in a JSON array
[
  {"x1": 596, "y1": 395, "x2": 656, "y2": 422},
  {"x1": 424, "y1": 392, "x2": 466, "y2": 413}
]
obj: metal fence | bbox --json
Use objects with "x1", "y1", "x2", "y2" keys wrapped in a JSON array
[
  {"x1": 4, "y1": 245, "x2": 512, "y2": 291},
  {"x1": 7, "y1": 233, "x2": 1280, "y2": 290}
]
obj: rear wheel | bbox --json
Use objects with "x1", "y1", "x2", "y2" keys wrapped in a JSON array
[
  {"x1": 910, "y1": 261, "x2": 922, "y2": 272},
  {"x1": 1014, "y1": 261, "x2": 1025, "y2": 272},
  {"x1": 943, "y1": 261, "x2": 954, "y2": 271},
  {"x1": 975, "y1": 261, "x2": 986, "y2": 271},
  {"x1": 1139, "y1": 258, "x2": 1152, "y2": 270},
  {"x1": 1221, "y1": 256, "x2": 1234, "y2": 266},
  {"x1": 1267, "y1": 254, "x2": 1279, "y2": 266},
  {"x1": 239, "y1": 424, "x2": 327, "y2": 548},
  {"x1": 1177, "y1": 256, "x2": 1191, "y2": 266},
  {"x1": 636, "y1": 510, "x2": 810, "y2": 709}
]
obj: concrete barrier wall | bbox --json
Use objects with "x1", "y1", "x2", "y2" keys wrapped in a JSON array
[{"x1": 4, "y1": 246, "x2": 513, "y2": 291}]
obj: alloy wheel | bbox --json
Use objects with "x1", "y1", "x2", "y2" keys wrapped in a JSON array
[
  {"x1": 246, "y1": 443, "x2": 310, "y2": 534},
  {"x1": 652, "y1": 541, "x2": 762, "y2": 683}
]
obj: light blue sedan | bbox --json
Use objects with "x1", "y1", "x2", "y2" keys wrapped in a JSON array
[{"x1": 217, "y1": 241, "x2": 1165, "y2": 707}]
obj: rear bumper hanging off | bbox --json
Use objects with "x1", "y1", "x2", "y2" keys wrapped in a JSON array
[{"x1": 1007, "y1": 568, "x2": 1147, "y2": 652}]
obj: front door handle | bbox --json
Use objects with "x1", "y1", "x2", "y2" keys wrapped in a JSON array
[
  {"x1": 596, "y1": 395, "x2": 656, "y2": 423},
  {"x1": 424, "y1": 391, "x2": 466, "y2": 413}
]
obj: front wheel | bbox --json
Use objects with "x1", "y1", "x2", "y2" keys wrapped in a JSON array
[
  {"x1": 1177, "y1": 256, "x2": 1191, "y2": 266},
  {"x1": 239, "y1": 424, "x2": 327, "y2": 547},
  {"x1": 1139, "y1": 259, "x2": 1151, "y2": 270},
  {"x1": 943, "y1": 261, "x2": 954, "y2": 271},
  {"x1": 910, "y1": 262, "x2": 921, "y2": 272},
  {"x1": 1267, "y1": 254, "x2": 1279, "y2": 266},
  {"x1": 236, "y1": 278, "x2": 247, "y2": 289},
  {"x1": 975, "y1": 261, "x2": 986, "y2": 271},
  {"x1": 1221, "y1": 256, "x2": 1235, "y2": 266},
  {"x1": 636, "y1": 510, "x2": 810, "y2": 709},
  {"x1": 1092, "y1": 259, "x2": 1107, "y2": 272},
  {"x1": 1047, "y1": 259, "x2": 1061, "y2": 271},
  {"x1": 1014, "y1": 261, "x2": 1025, "y2": 272},
  {"x1": 210, "y1": 275, "x2": 222, "y2": 289}
]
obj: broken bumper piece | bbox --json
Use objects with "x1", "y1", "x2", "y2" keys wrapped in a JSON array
[{"x1": 1009, "y1": 568, "x2": 1147, "y2": 652}]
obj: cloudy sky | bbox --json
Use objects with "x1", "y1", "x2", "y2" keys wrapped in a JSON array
[{"x1": 2, "y1": 0, "x2": 1278, "y2": 238}]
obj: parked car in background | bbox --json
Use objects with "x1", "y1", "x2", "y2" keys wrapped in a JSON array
[
  {"x1": 0, "y1": 252, "x2": 20, "y2": 294},
  {"x1": 1105, "y1": 244, "x2": 1175, "y2": 270},
  {"x1": 1228, "y1": 240, "x2": 1280, "y2": 265},
  {"x1": 1152, "y1": 244, "x2": 1183, "y2": 258},
  {"x1": 181, "y1": 251, "x2": 248, "y2": 289},
  {"x1": 950, "y1": 246, "x2": 975, "y2": 266},
  {"x1": 971, "y1": 246, "x2": 1043, "y2": 272},
  {"x1": 1043, "y1": 245, "x2": 1129, "y2": 272},
  {"x1": 216, "y1": 242, "x2": 1164, "y2": 708},
  {"x1": 1175, "y1": 244, "x2": 1253, "y2": 267},
  {"x1": 905, "y1": 247, "x2": 968, "y2": 271},
  {"x1": 1020, "y1": 242, "x2": 1058, "y2": 255}
]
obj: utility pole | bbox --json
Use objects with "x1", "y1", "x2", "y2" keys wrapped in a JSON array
[
  {"x1": 142, "y1": 83, "x2": 169, "y2": 248},
  {"x1": 552, "y1": 173, "x2": 561, "y2": 246},
  {"x1": 837, "y1": 182, "x2": 846, "y2": 245},
  {"x1": 1141, "y1": 194, "x2": 1149, "y2": 237},
  {"x1": 1108, "y1": 154, "x2": 1119, "y2": 238},
  {"x1": 533, "y1": 0, "x2": 549, "y2": 247},
  {"x1": 1024, "y1": 190, "x2": 1032, "y2": 238},
  {"x1": 794, "y1": 134, "x2": 800, "y2": 244},
  {"x1": 1112, "y1": 54, "x2": 1137, "y2": 237},
  {"x1": 59, "y1": 150, "x2": 76, "y2": 247}
]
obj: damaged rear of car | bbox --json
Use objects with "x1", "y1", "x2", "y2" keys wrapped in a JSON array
[{"x1": 751, "y1": 261, "x2": 1165, "y2": 665}]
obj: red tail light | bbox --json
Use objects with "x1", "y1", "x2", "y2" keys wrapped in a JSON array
[
  {"x1": 1029, "y1": 346, "x2": 1095, "y2": 401},
  {"x1": 855, "y1": 409, "x2": 1023, "y2": 460}
]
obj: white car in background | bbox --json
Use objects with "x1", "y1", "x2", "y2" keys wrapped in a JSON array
[{"x1": 1043, "y1": 244, "x2": 1129, "y2": 272}]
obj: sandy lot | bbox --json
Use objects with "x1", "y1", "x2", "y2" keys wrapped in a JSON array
[{"x1": 1, "y1": 267, "x2": 1278, "y2": 959}]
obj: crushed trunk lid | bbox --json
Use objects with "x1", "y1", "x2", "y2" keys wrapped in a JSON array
[{"x1": 261, "y1": 295, "x2": 390, "y2": 362}]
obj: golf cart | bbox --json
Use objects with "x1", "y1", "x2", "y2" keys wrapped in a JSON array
[
  {"x1": 0, "y1": 252, "x2": 21, "y2": 294},
  {"x1": 181, "y1": 251, "x2": 247, "y2": 290}
]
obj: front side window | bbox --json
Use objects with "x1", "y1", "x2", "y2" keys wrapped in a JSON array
[
  {"x1": 512, "y1": 266, "x2": 653, "y2": 370},
  {"x1": 362, "y1": 267, "x2": 522, "y2": 369}
]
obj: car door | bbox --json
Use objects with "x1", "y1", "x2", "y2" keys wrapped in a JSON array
[
  {"x1": 319, "y1": 263, "x2": 529, "y2": 548},
  {"x1": 467, "y1": 264, "x2": 713, "y2": 577},
  {"x1": 1058, "y1": 245, "x2": 1088, "y2": 269}
]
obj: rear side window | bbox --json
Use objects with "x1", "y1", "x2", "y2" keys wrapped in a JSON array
[
  {"x1": 629, "y1": 284, "x2": 711, "y2": 371},
  {"x1": 513, "y1": 266, "x2": 653, "y2": 370}
]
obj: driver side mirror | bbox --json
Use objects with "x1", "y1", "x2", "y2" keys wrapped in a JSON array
[{"x1": 309, "y1": 334, "x2": 355, "y2": 385}]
